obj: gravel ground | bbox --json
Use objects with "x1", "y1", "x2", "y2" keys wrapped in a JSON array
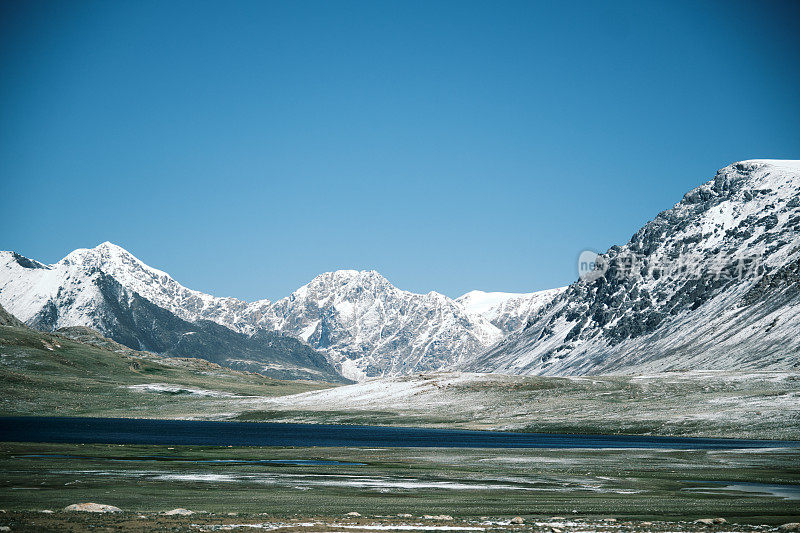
[{"x1": 0, "y1": 510, "x2": 798, "y2": 533}]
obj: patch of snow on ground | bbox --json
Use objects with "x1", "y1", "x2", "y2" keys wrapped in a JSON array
[{"x1": 126, "y1": 383, "x2": 240, "y2": 397}]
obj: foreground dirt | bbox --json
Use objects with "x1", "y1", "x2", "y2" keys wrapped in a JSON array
[{"x1": 1, "y1": 511, "x2": 798, "y2": 533}]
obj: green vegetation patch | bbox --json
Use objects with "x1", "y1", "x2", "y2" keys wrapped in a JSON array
[
  {"x1": 0, "y1": 325, "x2": 331, "y2": 418},
  {"x1": 0, "y1": 442, "x2": 798, "y2": 524}
]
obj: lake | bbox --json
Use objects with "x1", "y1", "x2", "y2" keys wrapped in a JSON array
[{"x1": 0, "y1": 417, "x2": 797, "y2": 449}]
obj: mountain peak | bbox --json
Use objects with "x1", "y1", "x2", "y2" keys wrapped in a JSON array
[
  {"x1": 0, "y1": 244, "x2": 558, "y2": 381},
  {"x1": 60, "y1": 242, "x2": 177, "y2": 283},
  {"x1": 467, "y1": 159, "x2": 800, "y2": 376},
  {"x1": 735, "y1": 159, "x2": 800, "y2": 171},
  {"x1": 456, "y1": 290, "x2": 523, "y2": 315},
  {"x1": 95, "y1": 241, "x2": 128, "y2": 253},
  {"x1": 305, "y1": 269, "x2": 392, "y2": 288}
]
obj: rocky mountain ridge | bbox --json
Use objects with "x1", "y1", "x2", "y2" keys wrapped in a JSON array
[
  {"x1": 4, "y1": 159, "x2": 797, "y2": 380},
  {"x1": 465, "y1": 159, "x2": 800, "y2": 375},
  {"x1": 0, "y1": 246, "x2": 558, "y2": 381},
  {"x1": 0, "y1": 253, "x2": 345, "y2": 382}
]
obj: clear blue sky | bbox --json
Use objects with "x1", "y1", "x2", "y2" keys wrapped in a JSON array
[{"x1": 2, "y1": 0, "x2": 799, "y2": 301}]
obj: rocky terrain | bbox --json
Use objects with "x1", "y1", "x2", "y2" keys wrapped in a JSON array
[
  {"x1": 0, "y1": 254, "x2": 345, "y2": 382},
  {"x1": 3, "y1": 510, "x2": 798, "y2": 533},
  {"x1": 0, "y1": 246, "x2": 558, "y2": 381},
  {"x1": 466, "y1": 160, "x2": 800, "y2": 375},
  {"x1": 0, "y1": 301, "x2": 25, "y2": 328},
  {"x1": 456, "y1": 288, "x2": 567, "y2": 334},
  {"x1": 2, "y1": 160, "x2": 799, "y2": 381},
  {"x1": 3, "y1": 299, "x2": 797, "y2": 439},
  {"x1": 260, "y1": 270, "x2": 506, "y2": 380}
]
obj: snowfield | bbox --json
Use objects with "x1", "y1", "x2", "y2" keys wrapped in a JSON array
[{"x1": 126, "y1": 383, "x2": 245, "y2": 398}]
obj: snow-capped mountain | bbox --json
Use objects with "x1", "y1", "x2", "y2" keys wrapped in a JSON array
[
  {"x1": 0, "y1": 246, "x2": 344, "y2": 382},
  {"x1": 456, "y1": 288, "x2": 567, "y2": 334},
  {"x1": 259, "y1": 270, "x2": 504, "y2": 380},
  {"x1": 464, "y1": 160, "x2": 800, "y2": 375},
  {"x1": 0, "y1": 243, "x2": 250, "y2": 334},
  {"x1": 6, "y1": 160, "x2": 793, "y2": 381},
  {"x1": 0, "y1": 244, "x2": 559, "y2": 381},
  {"x1": 255, "y1": 272, "x2": 565, "y2": 380}
]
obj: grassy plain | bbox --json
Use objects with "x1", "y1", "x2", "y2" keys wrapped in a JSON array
[
  {"x1": 0, "y1": 325, "x2": 327, "y2": 419},
  {"x1": 2, "y1": 324, "x2": 799, "y2": 531},
  {"x1": 0, "y1": 441, "x2": 798, "y2": 529}
]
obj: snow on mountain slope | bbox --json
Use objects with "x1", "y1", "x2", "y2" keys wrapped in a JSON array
[
  {"x1": 457, "y1": 287, "x2": 567, "y2": 333},
  {"x1": 256, "y1": 270, "x2": 504, "y2": 380},
  {"x1": 0, "y1": 302, "x2": 26, "y2": 328},
  {"x1": 464, "y1": 160, "x2": 800, "y2": 375},
  {"x1": 0, "y1": 246, "x2": 344, "y2": 382},
  {"x1": 0, "y1": 250, "x2": 110, "y2": 330},
  {"x1": 6, "y1": 161, "x2": 793, "y2": 381},
  {"x1": 457, "y1": 291, "x2": 521, "y2": 315},
  {"x1": 0, "y1": 243, "x2": 257, "y2": 330},
  {"x1": 0, "y1": 247, "x2": 514, "y2": 381},
  {"x1": 254, "y1": 370, "x2": 800, "y2": 439},
  {"x1": 69, "y1": 243, "x2": 271, "y2": 331}
]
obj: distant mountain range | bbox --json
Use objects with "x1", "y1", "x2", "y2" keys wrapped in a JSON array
[
  {"x1": 0, "y1": 250, "x2": 344, "y2": 382},
  {"x1": 0, "y1": 245, "x2": 559, "y2": 381},
  {"x1": 2, "y1": 159, "x2": 798, "y2": 380}
]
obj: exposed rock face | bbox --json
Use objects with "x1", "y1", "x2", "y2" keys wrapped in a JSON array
[
  {"x1": 465, "y1": 160, "x2": 800, "y2": 375},
  {"x1": 456, "y1": 288, "x2": 567, "y2": 334},
  {"x1": 0, "y1": 248, "x2": 344, "y2": 382},
  {"x1": 163, "y1": 508, "x2": 194, "y2": 516},
  {"x1": 3, "y1": 160, "x2": 797, "y2": 380},
  {"x1": 258, "y1": 270, "x2": 505, "y2": 380},
  {"x1": 0, "y1": 244, "x2": 561, "y2": 381}
]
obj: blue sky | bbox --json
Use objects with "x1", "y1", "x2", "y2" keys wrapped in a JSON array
[{"x1": 2, "y1": 0, "x2": 799, "y2": 301}]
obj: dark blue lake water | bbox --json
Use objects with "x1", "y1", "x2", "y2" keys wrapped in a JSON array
[{"x1": 0, "y1": 417, "x2": 796, "y2": 449}]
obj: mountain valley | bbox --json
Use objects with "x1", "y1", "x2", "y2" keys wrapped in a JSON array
[{"x1": 1, "y1": 160, "x2": 799, "y2": 384}]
